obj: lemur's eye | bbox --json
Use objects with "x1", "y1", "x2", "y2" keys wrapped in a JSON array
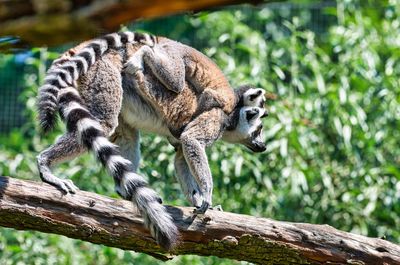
[
  {"x1": 245, "y1": 108, "x2": 259, "y2": 121},
  {"x1": 249, "y1": 90, "x2": 262, "y2": 101}
]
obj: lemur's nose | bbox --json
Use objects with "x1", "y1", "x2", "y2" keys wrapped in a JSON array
[{"x1": 261, "y1": 109, "x2": 269, "y2": 118}]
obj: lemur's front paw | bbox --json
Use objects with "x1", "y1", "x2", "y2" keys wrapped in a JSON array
[
  {"x1": 63, "y1": 179, "x2": 78, "y2": 194},
  {"x1": 47, "y1": 177, "x2": 78, "y2": 194},
  {"x1": 194, "y1": 200, "x2": 211, "y2": 214}
]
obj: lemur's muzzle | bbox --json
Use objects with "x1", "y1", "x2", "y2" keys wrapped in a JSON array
[{"x1": 247, "y1": 141, "x2": 267, "y2": 153}]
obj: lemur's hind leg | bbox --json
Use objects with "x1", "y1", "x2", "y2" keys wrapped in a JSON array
[
  {"x1": 37, "y1": 119, "x2": 119, "y2": 194},
  {"x1": 38, "y1": 54, "x2": 124, "y2": 194},
  {"x1": 110, "y1": 121, "x2": 141, "y2": 172},
  {"x1": 180, "y1": 108, "x2": 227, "y2": 214},
  {"x1": 124, "y1": 45, "x2": 185, "y2": 93},
  {"x1": 37, "y1": 132, "x2": 85, "y2": 194}
]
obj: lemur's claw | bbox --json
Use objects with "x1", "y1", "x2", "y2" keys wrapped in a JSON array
[
  {"x1": 52, "y1": 178, "x2": 78, "y2": 194},
  {"x1": 63, "y1": 179, "x2": 78, "y2": 193},
  {"x1": 194, "y1": 200, "x2": 210, "y2": 214}
]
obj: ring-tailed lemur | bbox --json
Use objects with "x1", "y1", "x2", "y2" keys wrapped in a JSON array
[{"x1": 37, "y1": 31, "x2": 267, "y2": 250}]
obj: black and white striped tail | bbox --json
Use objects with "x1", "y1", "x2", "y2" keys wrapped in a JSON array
[
  {"x1": 38, "y1": 31, "x2": 156, "y2": 132},
  {"x1": 57, "y1": 87, "x2": 178, "y2": 250}
]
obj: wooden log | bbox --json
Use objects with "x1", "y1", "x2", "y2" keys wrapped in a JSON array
[{"x1": 0, "y1": 176, "x2": 399, "y2": 264}]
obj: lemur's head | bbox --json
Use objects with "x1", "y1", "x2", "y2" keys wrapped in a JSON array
[
  {"x1": 223, "y1": 106, "x2": 268, "y2": 152},
  {"x1": 222, "y1": 85, "x2": 268, "y2": 152},
  {"x1": 235, "y1": 85, "x2": 266, "y2": 108}
]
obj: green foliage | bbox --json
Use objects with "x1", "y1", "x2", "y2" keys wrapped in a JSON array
[{"x1": 0, "y1": 1, "x2": 399, "y2": 264}]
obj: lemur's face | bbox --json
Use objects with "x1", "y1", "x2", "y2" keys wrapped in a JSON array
[
  {"x1": 238, "y1": 107, "x2": 267, "y2": 152},
  {"x1": 243, "y1": 88, "x2": 266, "y2": 108},
  {"x1": 222, "y1": 106, "x2": 268, "y2": 152}
]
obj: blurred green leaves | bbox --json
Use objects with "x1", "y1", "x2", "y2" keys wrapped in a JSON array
[{"x1": 0, "y1": 0, "x2": 400, "y2": 264}]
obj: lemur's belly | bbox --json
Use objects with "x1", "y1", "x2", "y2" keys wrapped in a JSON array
[{"x1": 121, "y1": 92, "x2": 173, "y2": 137}]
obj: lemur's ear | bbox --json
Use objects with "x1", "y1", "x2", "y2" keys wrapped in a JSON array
[{"x1": 245, "y1": 108, "x2": 259, "y2": 122}]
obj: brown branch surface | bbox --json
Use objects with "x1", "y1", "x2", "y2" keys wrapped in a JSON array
[
  {"x1": 0, "y1": 0, "x2": 267, "y2": 47},
  {"x1": 0, "y1": 176, "x2": 399, "y2": 264}
]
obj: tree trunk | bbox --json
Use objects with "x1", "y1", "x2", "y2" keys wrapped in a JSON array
[
  {"x1": 0, "y1": 0, "x2": 266, "y2": 48},
  {"x1": 0, "y1": 176, "x2": 399, "y2": 264}
]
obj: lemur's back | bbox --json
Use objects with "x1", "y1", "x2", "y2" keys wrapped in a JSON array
[
  {"x1": 67, "y1": 40, "x2": 196, "y2": 136},
  {"x1": 156, "y1": 37, "x2": 236, "y2": 114},
  {"x1": 121, "y1": 63, "x2": 198, "y2": 136},
  {"x1": 56, "y1": 35, "x2": 236, "y2": 136}
]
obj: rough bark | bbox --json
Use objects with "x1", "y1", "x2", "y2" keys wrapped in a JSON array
[
  {"x1": 0, "y1": 0, "x2": 267, "y2": 48},
  {"x1": 0, "y1": 176, "x2": 399, "y2": 264}
]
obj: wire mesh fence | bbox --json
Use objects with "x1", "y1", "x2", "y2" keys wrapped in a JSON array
[{"x1": 0, "y1": 56, "x2": 27, "y2": 133}]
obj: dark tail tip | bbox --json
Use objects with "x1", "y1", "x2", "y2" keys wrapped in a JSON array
[
  {"x1": 156, "y1": 224, "x2": 179, "y2": 251},
  {"x1": 141, "y1": 202, "x2": 179, "y2": 251}
]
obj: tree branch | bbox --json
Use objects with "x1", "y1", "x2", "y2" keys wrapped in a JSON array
[
  {"x1": 0, "y1": 176, "x2": 398, "y2": 264},
  {"x1": 0, "y1": 0, "x2": 269, "y2": 48}
]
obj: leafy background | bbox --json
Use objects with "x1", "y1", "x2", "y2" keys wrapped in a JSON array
[{"x1": 0, "y1": 0, "x2": 399, "y2": 264}]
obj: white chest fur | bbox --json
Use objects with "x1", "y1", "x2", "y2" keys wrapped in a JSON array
[{"x1": 121, "y1": 92, "x2": 172, "y2": 137}]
